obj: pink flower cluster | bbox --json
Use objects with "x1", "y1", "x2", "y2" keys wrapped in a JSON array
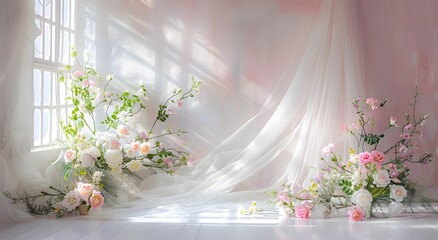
[
  {"x1": 366, "y1": 97, "x2": 379, "y2": 110},
  {"x1": 358, "y1": 150, "x2": 385, "y2": 166}
]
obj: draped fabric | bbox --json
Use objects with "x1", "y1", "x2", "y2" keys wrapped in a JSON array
[
  {"x1": 1, "y1": 0, "x2": 364, "y2": 221},
  {"x1": 0, "y1": 0, "x2": 48, "y2": 222}
]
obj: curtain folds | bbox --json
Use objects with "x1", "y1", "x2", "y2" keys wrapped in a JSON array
[
  {"x1": 0, "y1": 0, "x2": 364, "y2": 221},
  {"x1": 0, "y1": 0, "x2": 47, "y2": 222},
  {"x1": 100, "y1": 0, "x2": 364, "y2": 217}
]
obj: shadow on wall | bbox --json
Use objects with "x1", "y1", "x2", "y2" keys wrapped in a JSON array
[{"x1": 85, "y1": 0, "x2": 314, "y2": 160}]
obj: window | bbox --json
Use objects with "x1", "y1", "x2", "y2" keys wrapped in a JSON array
[{"x1": 33, "y1": 0, "x2": 76, "y2": 149}]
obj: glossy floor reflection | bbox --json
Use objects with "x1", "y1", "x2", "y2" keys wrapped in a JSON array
[{"x1": 1, "y1": 205, "x2": 438, "y2": 240}]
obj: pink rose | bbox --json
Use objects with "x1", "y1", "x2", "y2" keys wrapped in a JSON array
[
  {"x1": 76, "y1": 182, "x2": 94, "y2": 201},
  {"x1": 109, "y1": 139, "x2": 121, "y2": 150},
  {"x1": 89, "y1": 190, "x2": 104, "y2": 209},
  {"x1": 348, "y1": 207, "x2": 364, "y2": 221},
  {"x1": 371, "y1": 150, "x2": 385, "y2": 165},
  {"x1": 64, "y1": 149, "x2": 76, "y2": 162},
  {"x1": 117, "y1": 125, "x2": 129, "y2": 137},
  {"x1": 140, "y1": 142, "x2": 151, "y2": 155},
  {"x1": 295, "y1": 204, "x2": 311, "y2": 219},
  {"x1": 130, "y1": 141, "x2": 140, "y2": 152},
  {"x1": 358, "y1": 152, "x2": 373, "y2": 165}
]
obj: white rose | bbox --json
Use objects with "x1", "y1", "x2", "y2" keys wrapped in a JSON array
[
  {"x1": 351, "y1": 189, "x2": 373, "y2": 208},
  {"x1": 372, "y1": 170, "x2": 391, "y2": 187},
  {"x1": 127, "y1": 160, "x2": 142, "y2": 172},
  {"x1": 80, "y1": 147, "x2": 100, "y2": 167},
  {"x1": 104, "y1": 149, "x2": 123, "y2": 168},
  {"x1": 388, "y1": 202, "x2": 405, "y2": 216},
  {"x1": 111, "y1": 166, "x2": 123, "y2": 174},
  {"x1": 61, "y1": 190, "x2": 81, "y2": 212},
  {"x1": 389, "y1": 185, "x2": 407, "y2": 202}
]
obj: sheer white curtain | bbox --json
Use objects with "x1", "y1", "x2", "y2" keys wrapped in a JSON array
[
  {"x1": 0, "y1": 0, "x2": 49, "y2": 222},
  {"x1": 0, "y1": 0, "x2": 363, "y2": 221}
]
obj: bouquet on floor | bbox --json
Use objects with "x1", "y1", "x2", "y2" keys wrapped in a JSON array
[
  {"x1": 269, "y1": 88, "x2": 434, "y2": 220},
  {"x1": 5, "y1": 49, "x2": 201, "y2": 217}
]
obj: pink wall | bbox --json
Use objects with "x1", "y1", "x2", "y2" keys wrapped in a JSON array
[{"x1": 358, "y1": 0, "x2": 438, "y2": 186}]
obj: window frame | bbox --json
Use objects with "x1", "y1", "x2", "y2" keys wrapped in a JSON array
[{"x1": 32, "y1": 0, "x2": 78, "y2": 152}]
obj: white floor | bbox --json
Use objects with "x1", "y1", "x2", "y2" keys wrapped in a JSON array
[{"x1": 1, "y1": 205, "x2": 438, "y2": 240}]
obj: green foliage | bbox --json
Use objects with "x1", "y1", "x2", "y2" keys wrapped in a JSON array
[
  {"x1": 339, "y1": 179, "x2": 354, "y2": 195},
  {"x1": 362, "y1": 133, "x2": 384, "y2": 146}
]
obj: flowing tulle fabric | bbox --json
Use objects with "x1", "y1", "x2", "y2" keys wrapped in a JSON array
[
  {"x1": 0, "y1": 0, "x2": 364, "y2": 221},
  {"x1": 98, "y1": 0, "x2": 364, "y2": 217}
]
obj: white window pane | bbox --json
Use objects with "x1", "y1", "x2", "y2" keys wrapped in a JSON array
[
  {"x1": 33, "y1": 69, "x2": 42, "y2": 106},
  {"x1": 44, "y1": 0, "x2": 52, "y2": 20},
  {"x1": 33, "y1": 0, "x2": 77, "y2": 149},
  {"x1": 42, "y1": 109, "x2": 51, "y2": 145},
  {"x1": 52, "y1": 0, "x2": 56, "y2": 22},
  {"x1": 35, "y1": 0, "x2": 43, "y2": 16},
  {"x1": 34, "y1": 109, "x2": 41, "y2": 146},
  {"x1": 70, "y1": 32, "x2": 75, "y2": 64},
  {"x1": 66, "y1": 78, "x2": 73, "y2": 105},
  {"x1": 62, "y1": 0, "x2": 70, "y2": 28},
  {"x1": 52, "y1": 110, "x2": 59, "y2": 141},
  {"x1": 34, "y1": 19, "x2": 42, "y2": 58},
  {"x1": 51, "y1": 25, "x2": 56, "y2": 62},
  {"x1": 71, "y1": 0, "x2": 76, "y2": 30},
  {"x1": 44, "y1": 22, "x2": 51, "y2": 61},
  {"x1": 43, "y1": 71, "x2": 51, "y2": 106},
  {"x1": 61, "y1": 30, "x2": 70, "y2": 64},
  {"x1": 60, "y1": 108, "x2": 66, "y2": 123},
  {"x1": 52, "y1": 73, "x2": 58, "y2": 106},
  {"x1": 59, "y1": 78, "x2": 66, "y2": 105}
]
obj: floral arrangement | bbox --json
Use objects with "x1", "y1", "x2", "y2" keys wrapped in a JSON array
[
  {"x1": 269, "y1": 88, "x2": 434, "y2": 220},
  {"x1": 5, "y1": 50, "x2": 201, "y2": 217}
]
